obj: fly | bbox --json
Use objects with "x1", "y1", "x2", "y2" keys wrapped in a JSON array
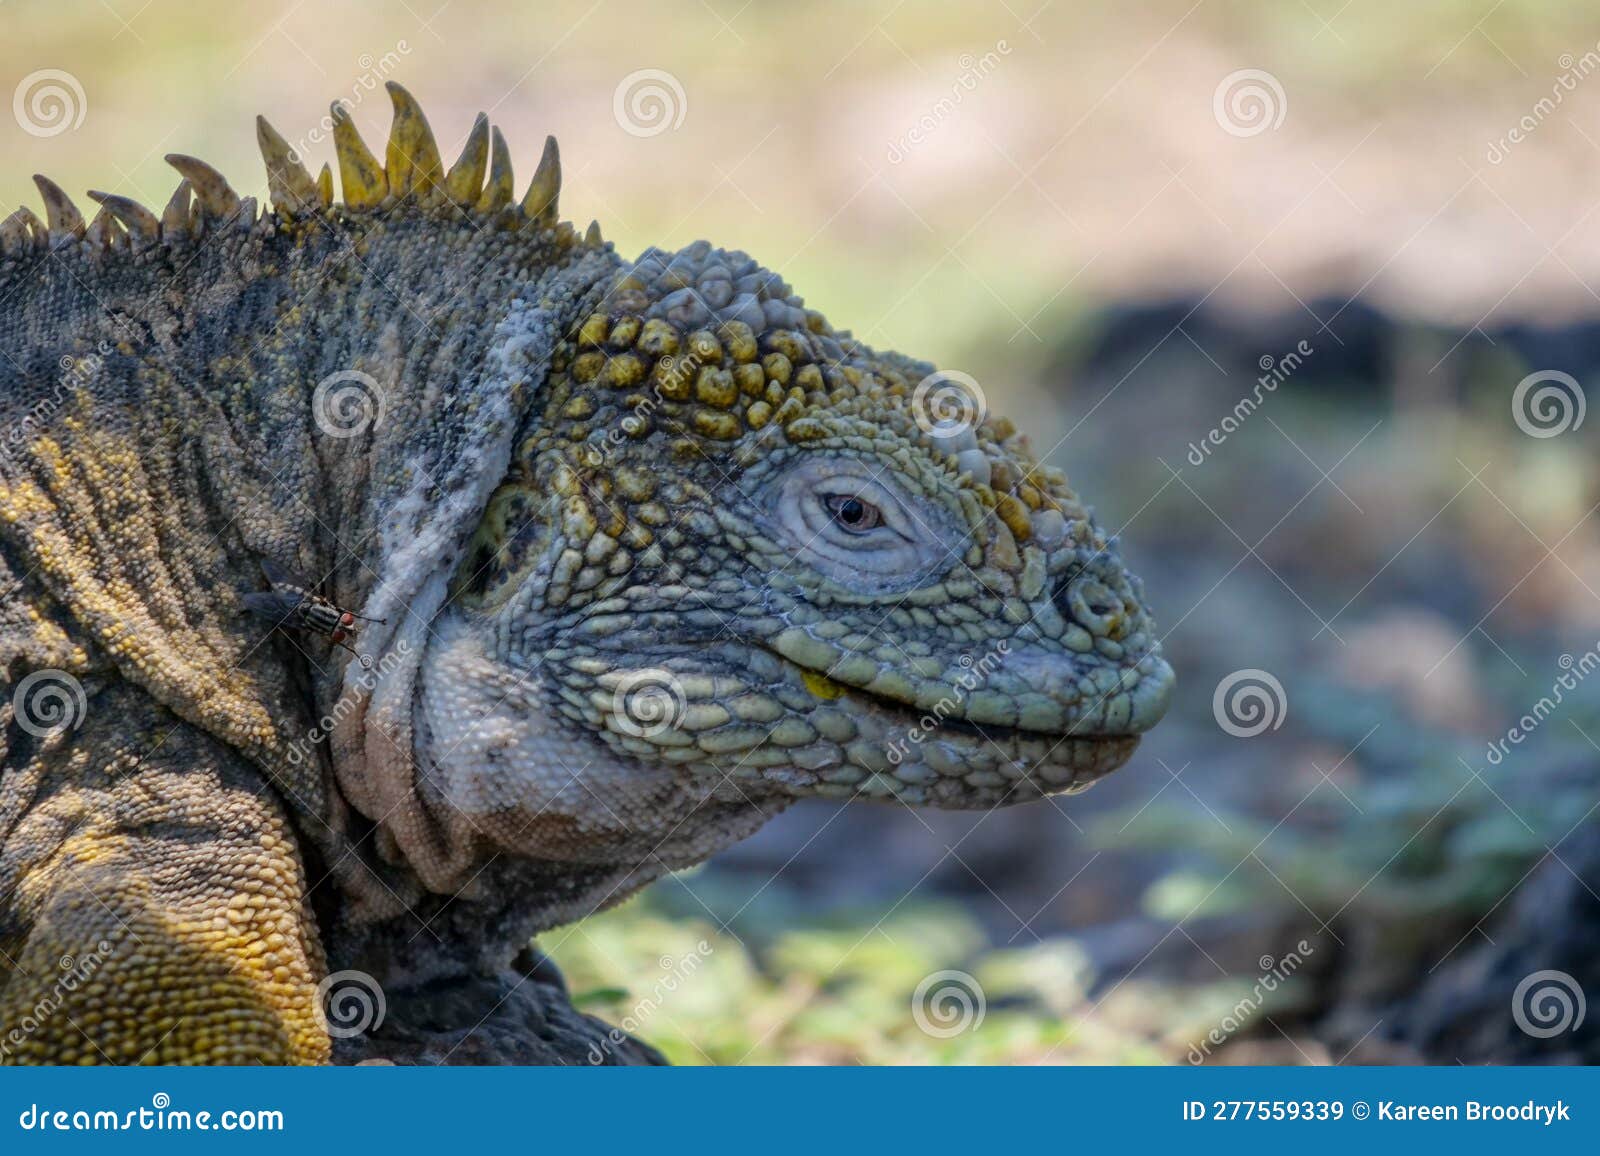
[{"x1": 242, "y1": 559, "x2": 387, "y2": 668}]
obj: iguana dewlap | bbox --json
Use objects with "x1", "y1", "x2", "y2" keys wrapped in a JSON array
[{"x1": 0, "y1": 84, "x2": 1173, "y2": 1064}]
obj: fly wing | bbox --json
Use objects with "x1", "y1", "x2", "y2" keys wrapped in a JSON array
[
  {"x1": 258, "y1": 557, "x2": 302, "y2": 590},
  {"x1": 240, "y1": 588, "x2": 306, "y2": 628}
]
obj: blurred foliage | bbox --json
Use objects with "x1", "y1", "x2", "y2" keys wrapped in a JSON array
[
  {"x1": 1112, "y1": 684, "x2": 1600, "y2": 927},
  {"x1": 545, "y1": 891, "x2": 1292, "y2": 1065}
]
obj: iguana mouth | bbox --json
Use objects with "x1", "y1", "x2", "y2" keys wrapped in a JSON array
[
  {"x1": 777, "y1": 653, "x2": 1152, "y2": 744},
  {"x1": 925, "y1": 712, "x2": 1141, "y2": 746},
  {"x1": 763, "y1": 651, "x2": 1148, "y2": 803}
]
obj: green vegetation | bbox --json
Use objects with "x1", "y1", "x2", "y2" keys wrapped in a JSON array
[{"x1": 547, "y1": 892, "x2": 1244, "y2": 1065}]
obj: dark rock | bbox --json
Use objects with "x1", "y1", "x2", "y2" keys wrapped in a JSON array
[
  {"x1": 1344, "y1": 824, "x2": 1600, "y2": 1063},
  {"x1": 332, "y1": 953, "x2": 665, "y2": 1066}
]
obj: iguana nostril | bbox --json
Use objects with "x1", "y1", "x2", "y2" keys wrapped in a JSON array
[{"x1": 1060, "y1": 573, "x2": 1130, "y2": 639}]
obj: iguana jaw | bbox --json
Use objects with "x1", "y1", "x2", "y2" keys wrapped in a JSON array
[
  {"x1": 532, "y1": 633, "x2": 1172, "y2": 808},
  {"x1": 762, "y1": 647, "x2": 1163, "y2": 805},
  {"x1": 773, "y1": 655, "x2": 1148, "y2": 806}
]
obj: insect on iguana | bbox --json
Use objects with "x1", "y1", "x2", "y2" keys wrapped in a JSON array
[{"x1": 0, "y1": 83, "x2": 1174, "y2": 1064}]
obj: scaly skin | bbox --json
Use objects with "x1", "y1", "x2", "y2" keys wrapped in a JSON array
[{"x1": 0, "y1": 83, "x2": 1173, "y2": 1064}]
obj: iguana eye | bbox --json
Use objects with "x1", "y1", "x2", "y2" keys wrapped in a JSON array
[
  {"x1": 756, "y1": 454, "x2": 964, "y2": 593},
  {"x1": 823, "y1": 493, "x2": 883, "y2": 533}
]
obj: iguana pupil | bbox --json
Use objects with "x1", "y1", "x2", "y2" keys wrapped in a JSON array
[{"x1": 827, "y1": 494, "x2": 878, "y2": 531}]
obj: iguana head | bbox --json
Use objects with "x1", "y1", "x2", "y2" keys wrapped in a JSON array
[{"x1": 440, "y1": 241, "x2": 1173, "y2": 810}]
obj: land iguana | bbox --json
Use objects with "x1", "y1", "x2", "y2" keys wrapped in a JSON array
[{"x1": 0, "y1": 84, "x2": 1174, "y2": 1064}]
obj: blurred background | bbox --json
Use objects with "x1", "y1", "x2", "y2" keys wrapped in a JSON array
[{"x1": 6, "y1": 0, "x2": 1599, "y2": 1063}]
